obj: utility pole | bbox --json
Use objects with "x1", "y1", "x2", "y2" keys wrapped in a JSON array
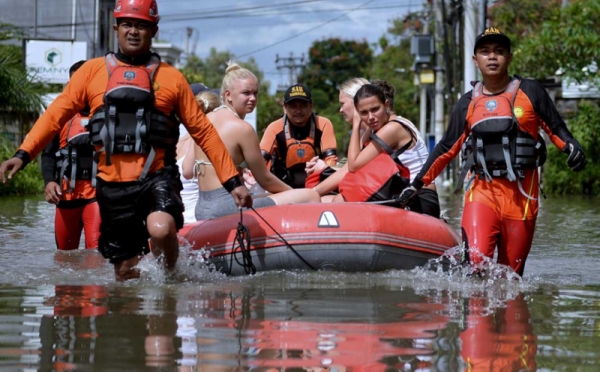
[
  {"x1": 185, "y1": 27, "x2": 193, "y2": 57},
  {"x1": 275, "y1": 52, "x2": 305, "y2": 92},
  {"x1": 34, "y1": 0, "x2": 38, "y2": 37},
  {"x1": 463, "y1": 0, "x2": 477, "y2": 93},
  {"x1": 433, "y1": 0, "x2": 445, "y2": 146}
]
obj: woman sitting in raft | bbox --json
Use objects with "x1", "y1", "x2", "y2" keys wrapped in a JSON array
[{"x1": 182, "y1": 62, "x2": 319, "y2": 220}]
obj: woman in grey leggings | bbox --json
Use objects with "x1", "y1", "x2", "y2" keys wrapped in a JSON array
[{"x1": 182, "y1": 62, "x2": 319, "y2": 220}]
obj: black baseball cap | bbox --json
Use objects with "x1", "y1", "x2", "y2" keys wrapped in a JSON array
[
  {"x1": 190, "y1": 83, "x2": 210, "y2": 96},
  {"x1": 283, "y1": 84, "x2": 312, "y2": 104},
  {"x1": 474, "y1": 27, "x2": 511, "y2": 54}
]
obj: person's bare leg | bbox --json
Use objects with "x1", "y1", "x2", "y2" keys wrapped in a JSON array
[
  {"x1": 147, "y1": 211, "x2": 179, "y2": 270},
  {"x1": 268, "y1": 189, "x2": 320, "y2": 205},
  {"x1": 114, "y1": 256, "x2": 141, "y2": 281},
  {"x1": 331, "y1": 194, "x2": 345, "y2": 202}
]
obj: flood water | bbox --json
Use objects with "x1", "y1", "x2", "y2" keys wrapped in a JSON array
[{"x1": 0, "y1": 190, "x2": 599, "y2": 371}]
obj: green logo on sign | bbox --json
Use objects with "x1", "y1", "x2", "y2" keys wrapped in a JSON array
[{"x1": 45, "y1": 48, "x2": 62, "y2": 66}]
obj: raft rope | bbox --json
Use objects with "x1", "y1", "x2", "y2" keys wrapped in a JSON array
[
  {"x1": 250, "y1": 207, "x2": 316, "y2": 271},
  {"x1": 229, "y1": 207, "x2": 317, "y2": 275},
  {"x1": 228, "y1": 209, "x2": 256, "y2": 275}
]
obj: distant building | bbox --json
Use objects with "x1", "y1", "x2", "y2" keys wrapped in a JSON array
[{"x1": 0, "y1": 0, "x2": 116, "y2": 59}]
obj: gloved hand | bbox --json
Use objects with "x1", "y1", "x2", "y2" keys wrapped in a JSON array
[
  {"x1": 563, "y1": 138, "x2": 587, "y2": 172},
  {"x1": 395, "y1": 185, "x2": 420, "y2": 206}
]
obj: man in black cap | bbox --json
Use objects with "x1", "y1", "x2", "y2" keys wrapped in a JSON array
[
  {"x1": 395, "y1": 27, "x2": 587, "y2": 276},
  {"x1": 259, "y1": 83, "x2": 338, "y2": 188}
]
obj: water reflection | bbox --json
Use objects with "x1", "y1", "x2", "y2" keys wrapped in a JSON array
[{"x1": 0, "y1": 278, "x2": 548, "y2": 371}]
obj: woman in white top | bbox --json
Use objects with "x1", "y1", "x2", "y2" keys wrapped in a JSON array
[
  {"x1": 182, "y1": 62, "x2": 319, "y2": 220},
  {"x1": 371, "y1": 79, "x2": 439, "y2": 217},
  {"x1": 176, "y1": 84, "x2": 221, "y2": 224}
]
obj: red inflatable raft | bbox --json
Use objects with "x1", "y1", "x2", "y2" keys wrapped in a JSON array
[{"x1": 179, "y1": 203, "x2": 460, "y2": 275}]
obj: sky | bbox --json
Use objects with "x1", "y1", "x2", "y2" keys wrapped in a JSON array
[{"x1": 154, "y1": 0, "x2": 424, "y2": 93}]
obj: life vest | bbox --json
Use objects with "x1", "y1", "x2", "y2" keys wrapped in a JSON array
[
  {"x1": 282, "y1": 113, "x2": 318, "y2": 167},
  {"x1": 56, "y1": 114, "x2": 95, "y2": 192},
  {"x1": 456, "y1": 78, "x2": 547, "y2": 199},
  {"x1": 339, "y1": 124, "x2": 413, "y2": 205},
  {"x1": 271, "y1": 113, "x2": 319, "y2": 188},
  {"x1": 88, "y1": 53, "x2": 179, "y2": 181}
]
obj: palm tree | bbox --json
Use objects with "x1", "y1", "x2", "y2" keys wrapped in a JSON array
[{"x1": 0, "y1": 23, "x2": 44, "y2": 144}]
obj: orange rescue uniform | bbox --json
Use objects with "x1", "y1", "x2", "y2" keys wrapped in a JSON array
[
  {"x1": 19, "y1": 57, "x2": 238, "y2": 185},
  {"x1": 260, "y1": 115, "x2": 338, "y2": 188},
  {"x1": 413, "y1": 76, "x2": 577, "y2": 274}
]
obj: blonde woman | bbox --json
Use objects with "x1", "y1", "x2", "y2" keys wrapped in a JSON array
[
  {"x1": 304, "y1": 77, "x2": 369, "y2": 200},
  {"x1": 177, "y1": 84, "x2": 221, "y2": 224},
  {"x1": 182, "y1": 62, "x2": 319, "y2": 220}
]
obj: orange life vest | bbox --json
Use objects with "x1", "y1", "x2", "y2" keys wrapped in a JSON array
[
  {"x1": 457, "y1": 78, "x2": 546, "y2": 197},
  {"x1": 56, "y1": 114, "x2": 94, "y2": 191},
  {"x1": 88, "y1": 53, "x2": 179, "y2": 180},
  {"x1": 280, "y1": 113, "x2": 318, "y2": 170}
]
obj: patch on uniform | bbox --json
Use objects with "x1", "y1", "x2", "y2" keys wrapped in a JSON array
[
  {"x1": 80, "y1": 119, "x2": 89, "y2": 127},
  {"x1": 297, "y1": 148, "x2": 305, "y2": 158},
  {"x1": 153, "y1": 81, "x2": 160, "y2": 91},
  {"x1": 124, "y1": 71, "x2": 136, "y2": 81},
  {"x1": 514, "y1": 106, "x2": 524, "y2": 118},
  {"x1": 485, "y1": 100, "x2": 497, "y2": 112}
]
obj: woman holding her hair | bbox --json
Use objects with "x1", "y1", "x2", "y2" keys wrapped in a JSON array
[
  {"x1": 330, "y1": 84, "x2": 415, "y2": 203},
  {"x1": 182, "y1": 62, "x2": 319, "y2": 220}
]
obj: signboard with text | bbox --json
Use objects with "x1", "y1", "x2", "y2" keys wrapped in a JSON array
[{"x1": 25, "y1": 40, "x2": 88, "y2": 84}]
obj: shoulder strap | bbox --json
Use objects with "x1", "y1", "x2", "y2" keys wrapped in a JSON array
[
  {"x1": 146, "y1": 53, "x2": 161, "y2": 81},
  {"x1": 505, "y1": 77, "x2": 521, "y2": 107},
  {"x1": 471, "y1": 81, "x2": 484, "y2": 101},
  {"x1": 104, "y1": 53, "x2": 119, "y2": 77},
  {"x1": 369, "y1": 126, "x2": 412, "y2": 158}
]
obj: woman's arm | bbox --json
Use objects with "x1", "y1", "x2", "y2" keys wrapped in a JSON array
[
  {"x1": 348, "y1": 122, "x2": 412, "y2": 172},
  {"x1": 239, "y1": 125, "x2": 292, "y2": 194},
  {"x1": 181, "y1": 139, "x2": 196, "y2": 180}
]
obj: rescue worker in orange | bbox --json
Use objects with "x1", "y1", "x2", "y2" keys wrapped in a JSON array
[
  {"x1": 41, "y1": 60, "x2": 101, "y2": 250},
  {"x1": 396, "y1": 28, "x2": 587, "y2": 276},
  {"x1": 0, "y1": 0, "x2": 251, "y2": 281},
  {"x1": 260, "y1": 84, "x2": 338, "y2": 188}
]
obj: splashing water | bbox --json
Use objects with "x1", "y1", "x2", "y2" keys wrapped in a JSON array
[{"x1": 136, "y1": 236, "x2": 226, "y2": 285}]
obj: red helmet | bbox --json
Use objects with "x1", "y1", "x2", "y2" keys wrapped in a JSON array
[{"x1": 114, "y1": 0, "x2": 160, "y2": 24}]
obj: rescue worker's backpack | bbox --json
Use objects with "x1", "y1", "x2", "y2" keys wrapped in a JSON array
[
  {"x1": 56, "y1": 114, "x2": 94, "y2": 191},
  {"x1": 88, "y1": 53, "x2": 179, "y2": 180}
]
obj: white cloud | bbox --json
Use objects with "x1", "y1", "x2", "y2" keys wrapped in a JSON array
[{"x1": 155, "y1": 0, "x2": 422, "y2": 92}]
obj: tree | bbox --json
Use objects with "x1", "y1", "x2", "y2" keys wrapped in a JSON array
[
  {"x1": 490, "y1": 0, "x2": 600, "y2": 85},
  {"x1": 300, "y1": 38, "x2": 373, "y2": 102},
  {"x1": 370, "y1": 18, "x2": 420, "y2": 123},
  {"x1": 0, "y1": 23, "x2": 44, "y2": 116},
  {"x1": 178, "y1": 47, "x2": 283, "y2": 135}
]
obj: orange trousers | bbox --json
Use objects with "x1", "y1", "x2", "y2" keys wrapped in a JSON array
[
  {"x1": 55, "y1": 201, "x2": 101, "y2": 250},
  {"x1": 461, "y1": 201, "x2": 536, "y2": 276}
]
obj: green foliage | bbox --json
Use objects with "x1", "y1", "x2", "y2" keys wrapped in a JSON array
[
  {"x1": 299, "y1": 38, "x2": 373, "y2": 102},
  {"x1": 0, "y1": 136, "x2": 44, "y2": 196},
  {"x1": 369, "y1": 18, "x2": 419, "y2": 123},
  {"x1": 490, "y1": 0, "x2": 600, "y2": 85},
  {"x1": 178, "y1": 48, "x2": 280, "y2": 133},
  {"x1": 542, "y1": 101, "x2": 600, "y2": 195},
  {"x1": 0, "y1": 24, "x2": 44, "y2": 115}
]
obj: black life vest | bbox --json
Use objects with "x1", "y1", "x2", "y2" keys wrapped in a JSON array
[
  {"x1": 56, "y1": 115, "x2": 95, "y2": 191},
  {"x1": 88, "y1": 53, "x2": 179, "y2": 180},
  {"x1": 456, "y1": 78, "x2": 547, "y2": 198}
]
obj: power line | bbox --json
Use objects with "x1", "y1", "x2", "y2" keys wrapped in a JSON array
[
  {"x1": 236, "y1": 0, "x2": 378, "y2": 59},
  {"x1": 162, "y1": 2, "x2": 411, "y2": 23}
]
